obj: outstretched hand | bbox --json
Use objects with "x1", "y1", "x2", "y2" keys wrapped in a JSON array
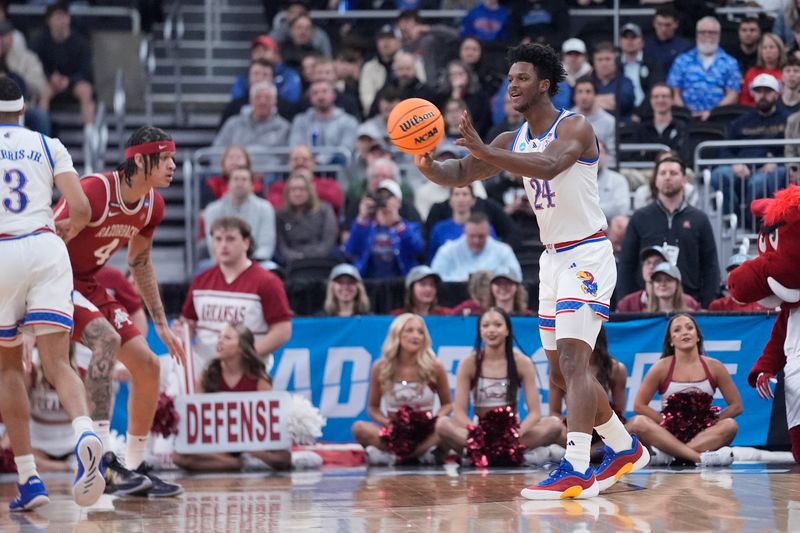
[
  {"x1": 454, "y1": 110, "x2": 488, "y2": 160},
  {"x1": 755, "y1": 372, "x2": 776, "y2": 400}
]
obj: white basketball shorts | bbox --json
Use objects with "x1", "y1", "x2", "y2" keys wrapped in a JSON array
[
  {"x1": 538, "y1": 236, "x2": 616, "y2": 351},
  {"x1": 0, "y1": 231, "x2": 74, "y2": 346}
]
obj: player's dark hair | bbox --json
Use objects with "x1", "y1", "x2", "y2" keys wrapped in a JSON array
[
  {"x1": 209, "y1": 216, "x2": 255, "y2": 258},
  {"x1": 121, "y1": 126, "x2": 173, "y2": 187},
  {"x1": 471, "y1": 307, "x2": 520, "y2": 407},
  {"x1": 661, "y1": 313, "x2": 705, "y2": 358},
  {"x1": 592, "y1": 327, "x2": 614, "y2": 393},
  {"x1": 506, "y1": 43, "x2": 566, "y2": 97},
  {"x1": 202, "y1": 324, "x2": 271, "y2": 393}
]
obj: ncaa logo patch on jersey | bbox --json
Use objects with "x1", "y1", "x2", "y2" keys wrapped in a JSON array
[{"x1": 577, "y1": 271, "x2": 598, "y2": 297}]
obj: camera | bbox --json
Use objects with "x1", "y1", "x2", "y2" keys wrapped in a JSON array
[{"x1": 366, "y1": 190, "x2": 391, "y2": 211}]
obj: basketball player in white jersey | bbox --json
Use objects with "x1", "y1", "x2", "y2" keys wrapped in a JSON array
[
  {"x1": 415, "y1": 43, "x2": 648, "y2": 500},
  {"x1": 0, "y1": 76, "x2": 104, "y2": 510}
]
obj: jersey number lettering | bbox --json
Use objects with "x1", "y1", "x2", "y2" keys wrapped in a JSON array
[
  {"x1": 2, "y1": 169, "x2": 28, "y2": 213},
  {"x1": 530, "y1": 178, "x2": 555, "y2": 210},
  {"x1": 93, "y1": 238, "x2": 119, "y2": 266}
]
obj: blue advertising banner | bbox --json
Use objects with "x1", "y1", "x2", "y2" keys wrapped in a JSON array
[{"x1": 267, "y1": 314, "x2": 777, "y2": 445}]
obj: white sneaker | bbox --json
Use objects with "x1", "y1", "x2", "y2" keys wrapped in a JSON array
[
  {"x1": 418, "y1": 447, "x2": 437, "y2": 465},
  {"x1": 547, "y1": 444, "x2": 566, "y2": 462},
  {"x1": 365, "y1": 446, "x2": 396, "y2": 466},
  {"x1": 524, "y1": 447, "x2": 551, "y2": 466},
  {"x1": 291, "y1": 450, "x2": 323, "y2": 470},
  {"x1": 699, "y1": 446, "x2": 734, "y2": 467},
  {"x1": 648, "y1": 447, "x2": 674, "y2": 466}
]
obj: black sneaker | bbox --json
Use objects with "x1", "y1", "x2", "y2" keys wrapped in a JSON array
[
  {"x1": 133, "y1": 462, "x2": 184, "y2": 498},
  {"x1": 102, "y1": 452, "x2": 152, "y2": 496}
]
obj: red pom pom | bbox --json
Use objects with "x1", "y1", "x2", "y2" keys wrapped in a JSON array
[
  {"x1": 151, "y1": 392, "x2": 179, "y2": 438},
  {"x1": 466, "y1": 406, "x2": 525, "y2": 467},
  {"x1": 379, "y1": 406, "x2": 437, "y2": 458},
  {"x1": 660, "y1": 390, "x2": 719, "y2": 443}
]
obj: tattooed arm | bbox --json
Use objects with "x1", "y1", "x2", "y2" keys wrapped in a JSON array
[{"x1": 128, "y1": 233, "x2": 186, "y2": 364}]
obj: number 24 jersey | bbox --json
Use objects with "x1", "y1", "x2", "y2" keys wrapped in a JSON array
[{"x1": 54, "y1": 171, "x2": 164, "y2": 280}]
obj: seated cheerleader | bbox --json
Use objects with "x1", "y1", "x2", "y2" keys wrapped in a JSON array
[
  {"x1": 549, "y1": 327, "x2": 628, "y2": 458},
  {"x1": 172, "y1": 324, "x2": 297, "y2": 471},
  {"x1": 627, "y1": 313, "x2": 742, "y2": 466},
  {"x1": 436, "y1": 307, "x2": 563, "y2": 466},
  {"x1": 352, "y1": 313, "x2": 452, "y2": 465}
]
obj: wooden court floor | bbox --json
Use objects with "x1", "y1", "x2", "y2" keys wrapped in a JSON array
[{"x1": 0, "y1": 463, "x2": 798, "y2": 532}]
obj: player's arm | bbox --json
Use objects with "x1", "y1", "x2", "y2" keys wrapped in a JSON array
[
  {"x1": 128, "y1": 233, "x2": 186, "y2": 364},
  {"x1": 414, "y1": 130, "x2": 515, "y2": 188},
  {"x1": 457, "y1": 111, "x2": 597, "y2": 181},
  {"x1": 53, "y1": 171, "x2": 90, "y2": 241}
]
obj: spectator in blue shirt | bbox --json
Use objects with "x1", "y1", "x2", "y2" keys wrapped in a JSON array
[
  {"x1": 460, "y1": 0, "x2": 509, "y2": 42},
  {"x1": 644, "y1": 7, "x2": 692, "y2": 73},
  {"x1": 590, "y1": 41, "x2": 636, "y2": 121},
  {"x1": 428, "y1": 185, "x2": 496, "y2": 263},
  {"x1": 231, "y1": 36, "x2": 302, "y2": 105},
  {"x1": 667, "y1": 17, "x2": 741, "y2": 121},
  {"x1": 710, "y1": 73, "x2": 789, "y2": 219},
  {"x1": 345, "y1": 179, "x2": 423, "y2": 279},
  {"x1": 431, "y1": 212, "x2": 521, "y2": 282}
]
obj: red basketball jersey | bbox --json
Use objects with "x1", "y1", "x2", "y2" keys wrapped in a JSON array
[{"x1": 54, "y1": 171, "x2": 165, "y2": 279}]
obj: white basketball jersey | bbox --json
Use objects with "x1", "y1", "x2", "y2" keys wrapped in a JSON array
[
  {"x1": 512, "y1": 109, "x2": 607, "y2": 244},
  {"x1": 0, "y1": 124, "x2": 76, "y2": 235}
]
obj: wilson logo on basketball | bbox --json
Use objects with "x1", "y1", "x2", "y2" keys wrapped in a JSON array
[
  {"x1": 398, "y1": 111, "x2": 436, "y2": 132},
  {"x1": 415, "y1": 127, "x2": 438, "y2": 144}
]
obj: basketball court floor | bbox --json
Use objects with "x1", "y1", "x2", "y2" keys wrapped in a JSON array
[{"x1": 0, "y1": 463, "x2": 797, "y2": 532}]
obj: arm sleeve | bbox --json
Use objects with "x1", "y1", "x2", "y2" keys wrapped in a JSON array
[
  {"x1": 748, "y1": 308, "x2": 789, "y2": 386},
  {"x1": 259, "y1": 273, "x2": 292, "y2": 325},
  {"x1": 138, "y1": 193, "x2": 165, "y2": 239}
]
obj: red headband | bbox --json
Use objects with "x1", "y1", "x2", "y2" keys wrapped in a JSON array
[{"x1": 124, "y1": 140, "x2": 176, "y2": 160}]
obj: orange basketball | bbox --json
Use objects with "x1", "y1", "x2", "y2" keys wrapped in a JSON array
[{"x1": 386, "y1": 98, "x2": 444, "y2": 155}]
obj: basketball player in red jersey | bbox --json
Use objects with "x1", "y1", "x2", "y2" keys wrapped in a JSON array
[{"x1": 54, "y1": 126, "x2": 186, "y2": 497}]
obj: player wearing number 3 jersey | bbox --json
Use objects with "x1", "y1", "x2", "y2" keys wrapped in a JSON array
[
  {"x1": 415, "y1": 43, "x2": 647, "y2": 500},
  {"x1": 54, "y1": 126, "x2": 186, "y2": 497},
  {"x1": 0, "y1": 77, "x2": 105, "y2": 511}
]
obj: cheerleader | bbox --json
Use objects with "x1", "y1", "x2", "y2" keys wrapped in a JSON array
[
  {"x1": 627, "y1": 314, "x2": 742, "y2": 466},
  {"x1": 172, "y1": 324, "x2": 310, "y2": 471},
  {"x1": 352, "y1": 314, "x2": 452, "y2": 465},
  {"x1": 436, "y1": 307, "x2": 563, "y2": 466}
]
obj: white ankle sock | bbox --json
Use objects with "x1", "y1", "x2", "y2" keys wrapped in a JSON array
[
  {"x1": 594, "y1": 413, "x2": 633, "y2": 453},
  {"x1": 125, "y1": 433, "x2": 148, "y2": 470},
  {"x1": 93, "y1": 420, "x2": 111, "y2": 453},
  {"x1": 72, "y1": 416, "x2": 94, "y2": 441},
  {"x1": 564, "y1": 432, "x2": 592, "y2": 473},
  {"x1": 15, "y1": 454, "x2": 38, "y2": 484}
]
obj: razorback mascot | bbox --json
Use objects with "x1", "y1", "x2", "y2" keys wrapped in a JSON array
[{"x1": 727, "y1": 185, "x2": 800, "y2": 462}]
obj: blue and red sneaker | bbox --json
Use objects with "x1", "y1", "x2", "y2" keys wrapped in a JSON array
[
  {"x1": 520, "y1": 458, "x2": 599, "y2": 500},
  {"x1": 594, "y1": 434, "x2": 650, "y2": 491}
]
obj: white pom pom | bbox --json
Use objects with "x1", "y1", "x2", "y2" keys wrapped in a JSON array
[{"x1": 286, "y1": 394, "x2": 326, "y2": 445}]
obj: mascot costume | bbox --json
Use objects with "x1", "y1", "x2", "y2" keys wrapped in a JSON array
[{"x1": 727, "y1": 184, "x2": 800, "y2": 462}]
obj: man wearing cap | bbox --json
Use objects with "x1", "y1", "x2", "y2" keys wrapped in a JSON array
[
  {"x1": 359, "y1": 25, "x2": 425, "y2": 116},
  {"x1": 55, "y1": 126, "x2": 185, "y2": 496},
  {"x1": 230, "y1": 35, "x2": 301, "y2": 105},
  {"x1": 344, "y1": 178, "x2": 423, "y2": 279},
  {"x1": 616, "y1": 245, "x2": 700, "y2": 312},
  {"x1": 431, "y1": 212, "x2": 521, "y2": 283},
  {"x1": 710, "y1": 72, "x2": 790, "y2": 216},
  {"x1": 667, "y1": 16, "x2": 741, "y2": 120},
  {"x1": 213, "y1": 81, "x2": 290, "y2": 167},
  {"x1": 708, "y1": 254, "x2": 771, "y2": 311},
  {"x1": 644, "y1": 7, "x2": 692, "y2": 73},
  {"x1": 562, "y1": 38, "x2": 592, "y2": 88},
  {"x1": 619, "y1": 22, "x2": 665, "y2": 108},
  {"x1": 619, "y1": 158, "x2": 720, "y2": 307},
  {"x1": 391, "y1": 265, "x2": 451, "y2": 316}
]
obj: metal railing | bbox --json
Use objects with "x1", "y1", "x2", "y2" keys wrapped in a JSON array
[
  {"x1": 185, "y1": 146, "x2": 352, "y2": 271},
  {"x1": 163, "y1": 0, "x2": 185, "y2": 124},
  {"x1": 8, "y1": 4, "x2": 141, "y2": 34},
  {"x1": 618, "y1": 143, "x2": 671, "y2": 169}
]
